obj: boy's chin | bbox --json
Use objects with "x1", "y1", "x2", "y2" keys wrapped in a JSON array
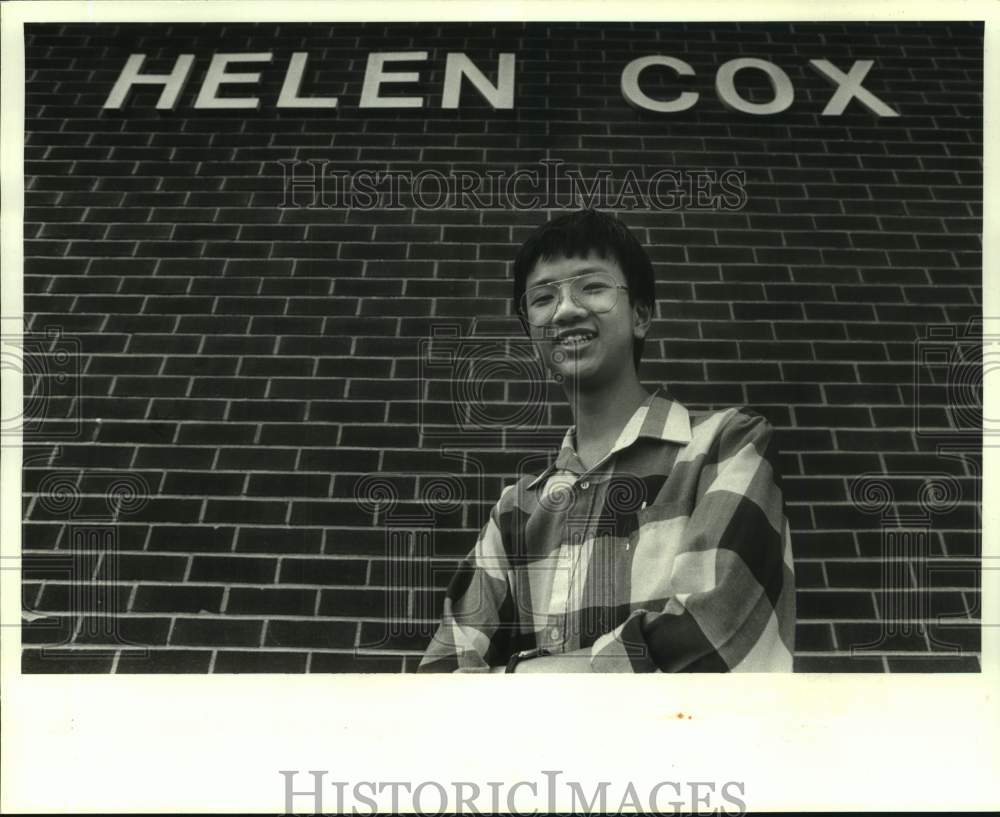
[{"x1": 549, "y1": 361, "x2": 602, "y2": 385}]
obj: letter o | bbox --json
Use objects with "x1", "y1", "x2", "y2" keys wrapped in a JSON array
[
  {"x1": 715, "y1": 58, "x2": 793, "y2": 115},
  {"x1": 412, "y1": 781, "x2": 448, "y2": 816}
]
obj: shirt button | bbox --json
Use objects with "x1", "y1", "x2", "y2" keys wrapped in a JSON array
[{"x1": 580, "y1": 480, "x2": 590, "y2": 490}]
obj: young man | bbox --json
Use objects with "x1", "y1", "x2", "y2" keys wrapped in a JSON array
[{"x1": 418, "y1": 209, "x2": 796, "y2": 673}]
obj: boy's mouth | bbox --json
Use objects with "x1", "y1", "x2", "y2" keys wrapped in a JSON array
[{"x1": 554, "y1": 330, "x2": 597, "y2": 350}]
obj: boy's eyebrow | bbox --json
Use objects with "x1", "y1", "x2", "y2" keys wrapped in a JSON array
[{"x1": 525, "y1": 266, "x2": 609, "y2": 288}]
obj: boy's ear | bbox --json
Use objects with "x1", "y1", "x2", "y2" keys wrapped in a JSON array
[{"x1": 632, "y1": 299, "x2": 653, "y2": 339}]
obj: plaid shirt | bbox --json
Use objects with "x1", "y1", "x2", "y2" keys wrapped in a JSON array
[{"x1": 417, "y1": 388, "x2": 796, "y2": 673}]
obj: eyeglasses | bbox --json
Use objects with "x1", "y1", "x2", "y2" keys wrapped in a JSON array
[{"x1": 519, "y1": 271, "x2": 630, "y2": 327}]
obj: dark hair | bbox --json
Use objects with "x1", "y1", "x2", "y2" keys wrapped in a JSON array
[{"x1": 512, "y1": 208, "x2": 656, "y2": 373}]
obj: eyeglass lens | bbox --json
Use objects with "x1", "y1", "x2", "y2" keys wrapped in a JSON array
[{"x1": 521, "y1": 272, "x2": 622, "y2": 325}]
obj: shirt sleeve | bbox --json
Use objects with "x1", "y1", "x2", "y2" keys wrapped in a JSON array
[
  {"x1": 589, "y1": 409, "x2": 796, "y2": 672},
  {"x1": 416, "y1": 487, "x2": 517, "y2": 673}
]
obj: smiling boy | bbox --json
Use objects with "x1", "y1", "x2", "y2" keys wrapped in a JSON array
[{"x1": 418, "y1": 208, "x2": 796, "y2": 673}]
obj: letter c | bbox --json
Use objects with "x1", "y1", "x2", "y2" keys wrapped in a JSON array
[{"x1": 621, "y1": 56, "x2": 698, "y2": 113}]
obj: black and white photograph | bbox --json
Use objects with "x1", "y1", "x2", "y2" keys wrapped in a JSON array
[{"x1": 1, "y1": 1, "x2": 997, "y2": 813}]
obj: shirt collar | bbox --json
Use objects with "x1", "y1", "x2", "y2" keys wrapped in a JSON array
[{"x1": 526, "y1": 387, "x2": 691, "y2": 490}]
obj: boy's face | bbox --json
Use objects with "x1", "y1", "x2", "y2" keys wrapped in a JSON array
[{"x1": 523, "y1": 250, "x2": 651, "y2": 387}]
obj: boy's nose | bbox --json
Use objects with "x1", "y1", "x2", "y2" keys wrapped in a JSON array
[{"x1": 550, "y1": 283, "x2": 587, "y2": 321}]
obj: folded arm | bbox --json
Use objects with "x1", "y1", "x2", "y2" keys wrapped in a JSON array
[
  {"x1": 585, "y1": 410, "x2": 795, "y2": 673},
  {"x1": 417, "y1": 488, "x2": 517, "y2": 673}
]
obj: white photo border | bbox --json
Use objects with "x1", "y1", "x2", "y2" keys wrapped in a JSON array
[{"x1": 1, "y1": 1, "x2": 997, "y2": 812}]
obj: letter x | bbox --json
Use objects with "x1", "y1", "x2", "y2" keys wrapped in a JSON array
[{"x1": 809, "y1": 59, "x2": 899, "y2": 117}]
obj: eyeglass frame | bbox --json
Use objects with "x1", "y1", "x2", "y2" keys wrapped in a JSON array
[{"x1": 518, "y1": 270, "x2": 632, "y2": 327}]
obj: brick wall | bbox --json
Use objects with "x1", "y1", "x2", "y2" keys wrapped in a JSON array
[{"x1": 20, "y1": 21, "x2": 982, "y2": 672}]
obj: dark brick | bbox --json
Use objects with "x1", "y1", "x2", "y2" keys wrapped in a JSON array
[
  {"x1": 163, "y1": 357, "x2": 239, "y2": 377},
  {"x1": 236, "y1": 527, "x2": 323, "y2": 554},
  {"x1": 732, "y1": 302, "x2": 804, "y2": 320},
  {"x1": 886, "y1": 655, "x2": 979, "y2": 672},
  {"x1": 247, "y1": 473, "x2": 331, "y2": 497},
  {"x1": 324, "y1": 528, "x2": 410, "y2": 557},
  {"x1": 793, "y1": 656, "x2": 885, "y2": 672},
  {"x1": 278, "y1": 557, "x2": 368, "y2": 586},
  {"x1": 815, "y1": 342, "x2": 887, "y2": 362},
  {"x1": 358, "y1": 622, "x2": 431, "y2": 652},
  {"x1": 22, "y1": 522, "x2": 65, "y2": 550},
  {"x1": 265, "y1": 619, "x2": 357, "y2": 650},
  {"x1": 115, "y1": 649, "x2": 213, "y2": 673},
  {"x1": 824, "y1": 384, "x2": 901, "y2": 404},
  {"x1": 127, "y1": 497, "x2": 203, "y2": 523},
  {"x1": 784, "y1": 478, "x2": 846, "y2": 503},
  {"x1": 148, "y1": 525, "x2": 235, "y2": 553},
  {"x1": 794, "y1": 622, "x2": 835, "y2": 652},
  {"x1": 213, "y1": 650, "x2": 308, "y2": 672},
  {"x1": 797, "y1": 590, "x2": 875, "y2": 620},
  {"x1": 269, "y1": 378, "x2": 347, "y2": 399},
  {"x1": 793, "y1": 531, "x2": 857, "y2": 558},
  {"x1": 204, "y1": 500, "x2": 287, "y2": 525},
  {"x1": 663, "y1": 340, "x2": 737, "y2": 360},
  {"x1": 801, "y1": 453, "x2": 882, "y2": 475},
  {"x1": 835, "y1": 623, "x2": 929, "y2": 653},
  {"x1": 129, "y1": 335, "x2": 201, "y2": 354},
  {"x1": 318, "y1": 587, "x2": 409, "y2": 618},
  {"x1": 96, "y1": 554, "x2": 187, "y2": 582},
  {"x1": 926, "y1": 623, "x2": 980, "y2": 653},
  {"x1": 112, "y1": 376, "x2": 190, "y2": 398},
  {"x1": 189, "y1": 555, "x2": 276, "y2": 584},
  {"x1": 74, "y1": 616, "x2": 172, "y2": 646},
  {"x1": 23, "y1": 649, "x2": 115, "y2": 673},
  {"x1": 189, "y1": 378, "x2": 268, "y2": 399},
  {"x1": 939, "y1": 531, "x2": 981, "y2": 556},
  {"x1": 699, "y1": 321, "x2": 774, "y2": 340},
  {"x1": 161, "y1": 472, "x2": 246, "y2": 496},
  {"x1": 309, "y1": 400, "x2": 387, "y2": 422},
  {"x1": 177, "y1": 423, "x2": 257, "y2": 446},
  {"x1": 22, "y1": 615, "x2": 75, "y2": 645},
  {"x1": 745, "y1": 382, "x2": 822, "y2": 403},
  {"x1": 201, "y1": 336, "x2": 276, "y2": 355},
  {"x1": 299, "y1": 447, "x2": 378, "y2": 473},
  {"x1": 171, "y1": 617, "x2": 263, "y2": 648},
  {"x1": 96, "y1": 421, "x2": 175, "y2": 444},
  {"x1": 310, "y1": 652, "x2": 405, "y2": 673},
  {"x1": 835, "y1": 429, "x2": 914, "y2": 451},
  {"x1": 48, "y1": 444, "x2": 134, "y2": 469},
  {"x1": 226, "y1": 587, "x2": 317, "y2": 616},
  {"x1": 36, "y1": 582, "x2": 129, "y2": 613},
  {"x1": 132, "y1": 585, "x2": 224, "y2": 614},
  {"x1": 228, "y1": 401, "x2": 307, "y2": 422},
  {"x1": 795, "y1": 406, "x2": 871, "y2": 427},
  {"x1": 874, "y1": 589, "x2": 970, "y2": 621}
]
